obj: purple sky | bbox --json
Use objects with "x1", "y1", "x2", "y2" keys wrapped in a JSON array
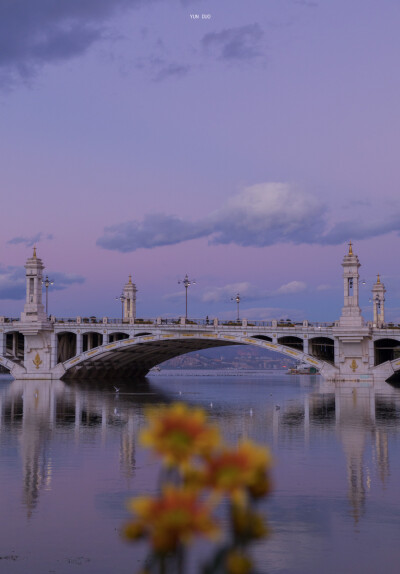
[{"x1": 1, "y1": 0, "x2": 400, "y2": 322}]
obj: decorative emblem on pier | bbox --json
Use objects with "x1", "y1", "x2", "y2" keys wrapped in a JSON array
[
  {"x1": 350, "y1": 359, "x2": 358, "y2": 372},
  {"x1": 33, "y1": 353, "x2": 42, "y2": 369}
]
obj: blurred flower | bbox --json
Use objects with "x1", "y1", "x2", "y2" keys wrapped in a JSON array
[
  {"x1": 203, "y1": 440, "x2": 272, "y2": 499},
  {"x1": 125, "y1": 485, "x2": 219, "y2": 553},
  {"x1": 225, "y1": 549, "x2": 253, "y2": 574},
  {"x1": 140, "y1": 403, "x2": 221, "y2": 465},
  {"x1": 231, "y1": 504, "x2": 268, "y2": 540}
]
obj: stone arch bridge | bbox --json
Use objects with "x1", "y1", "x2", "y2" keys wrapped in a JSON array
[
  {"x1": 2, "y1": 317, "x2": 400, "y2": 383},
  {"x1": 1, "y1": 244, "x2": 400, "y2": 384}
]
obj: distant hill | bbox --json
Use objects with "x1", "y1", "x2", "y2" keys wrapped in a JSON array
[{"x1": 159, "y1": 345, "x2": 296, "y2": 370}]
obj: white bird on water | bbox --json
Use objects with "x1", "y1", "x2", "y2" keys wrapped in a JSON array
[{"x1": 114, "y1": 386, "x2": 120, "y2": 393}]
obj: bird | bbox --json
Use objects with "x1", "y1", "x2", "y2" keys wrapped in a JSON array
[
  {"x1": 114, "y1": 386, "x2": 120, "y2": 393},
  {"x1": 275, "y1": 405, "x2": 281, "y2": 410}
]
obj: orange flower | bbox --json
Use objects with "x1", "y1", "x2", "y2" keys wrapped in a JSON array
[
  {"x1": 125, "y1": 485, "x2": 219, "y2": 553},
  {"x1": 140, "y1": 403, "x2": 221, "y2": 465},
  {"x1": 203, "y1": 440, "x2": 272, "y2": 499}
]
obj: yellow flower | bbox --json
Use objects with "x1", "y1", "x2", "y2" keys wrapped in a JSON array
[
  {"x1": 231, "y1": 504, "x2": 269, "y2": 540},
  {"x1": 125, "y1": 485, "x2": 219, "y2": 553},
  {"x1": 140, "y1": 403, "x2": 221, "y2": 465},
  {"x1": 203, "y1": 440, "x2": 272, "y2": 499},
  {"x1": 225, "y1": 549, "x2": 253, "y2": 574}
]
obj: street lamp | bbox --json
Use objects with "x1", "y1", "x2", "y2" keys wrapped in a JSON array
[
  {"x1": 178, "y1": 274, "x2": 196, "y2": 320},
  {"x1": 115, "y1": 294, "x2": 126, "y2": 321},
  {"x1": 42, "y1": 275, "x2": 54, "y2": 317},
  {"x1": 231, "y1": 293, "x2": 241, "y2": 322}
]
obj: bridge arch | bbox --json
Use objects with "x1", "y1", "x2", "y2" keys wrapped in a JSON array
[
  {"x1": 57, "y1": 331, "x2": 77, "y2": 363},
  {"x1": 57, "y1": 332, "x2": 337, "y2": 381},
  {"x1": 374, "y1": 338, "x2": 400, "y2": 366},
  {"x1": 278, "y1": 336, "x2": 303, "y2": 351},
  {"x1": 309, "y1": 337, "x2": 335, "y2": 364},
  {"x1": 109, "y1": 332, "x2": 130, "y2": 342}
]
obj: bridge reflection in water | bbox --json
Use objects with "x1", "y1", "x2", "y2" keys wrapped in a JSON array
[{"x1": 0, "y1": 375, "x2": 399, "y2": 532}]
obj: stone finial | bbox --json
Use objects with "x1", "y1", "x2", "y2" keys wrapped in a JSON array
[
  {"x1": 377, "y1": 274, "x2": 381, "y2": 284},
  {"x1": 33, "y1": 246, "x2": 37, "y2": 259},
  {"x1": 128, "y1": 274, "x2": 132, "y2": 284}
]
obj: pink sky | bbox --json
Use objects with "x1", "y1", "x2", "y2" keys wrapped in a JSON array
[{"x1": 1, "y1": 0, "x2": 400, "y2": 322}]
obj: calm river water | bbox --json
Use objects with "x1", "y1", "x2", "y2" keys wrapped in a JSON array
[{"x1": 1, "y1": 371, "x2": 400, "y2": 574}]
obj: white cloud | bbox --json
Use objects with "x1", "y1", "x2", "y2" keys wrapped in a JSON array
[
  {"x1": 275, "y1": 281, "x2": 306, "y2": 295},
  {"x1": 202, "y1": 282, "x2": 252, "y2": 303}
]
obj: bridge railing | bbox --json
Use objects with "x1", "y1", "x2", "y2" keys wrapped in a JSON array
[
  {"x1": 0, "y1": 317, "x2": 20, "y2": 324},
  {"x1": 51, "y1": 317, "x2": 337, "y2": 330}
]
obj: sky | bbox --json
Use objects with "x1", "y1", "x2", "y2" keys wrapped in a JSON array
[{"x1": 1, "y1": 0, "x2": 400, "y2": 322}]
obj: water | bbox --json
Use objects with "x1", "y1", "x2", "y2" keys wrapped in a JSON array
[{"x1": 1, "y1": 371, "x2": 400, "y2": 573}]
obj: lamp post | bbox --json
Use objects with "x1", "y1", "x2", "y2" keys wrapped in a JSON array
[
  {"x1": 42, "y1": 275, "x2": 54, "y2": 317},
  {"x1": 178, "y1": 274, "x2": 195, "y2": 320},
  {"x1": 231, "y1": 293, "x2": 241, "y2": 322},
  {"x1": 115, "y1": 294, "x2": 126, "y2": 321}
]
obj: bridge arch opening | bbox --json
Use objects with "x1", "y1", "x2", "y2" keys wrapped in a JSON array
[
  {"x1": 134, "y1": 332, "x2": 153, "y2": 337},
  {"x1": 5, "y1": 331, "x2": 24, "y2": 363},
  {"x1": 57, "y1": 332, "x2": 77, "y2": 363},
  {"x1": 278, "y1": 336, "x2": 303, "y2": 352},
  {"x1": 250, "y1": 335, "x2": 273, "y2": 342},
  {"x1": 109, "y1": 332, "x2": 129, "y2": 342},
  {"x1": 310, "y1": 337, "x2": 335, "y2": 364},
  {"x1": 83, "y1": 332, "x2": 103, "y2": 352},
  {"x1": 374, "y1": 338, "x2": 400, "y2": 366}
]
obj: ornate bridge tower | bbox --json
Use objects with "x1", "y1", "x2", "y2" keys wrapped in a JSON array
[
  {"x1": 371, "y1": 275, "x2": 386, "y2": 328},
  {"x1": 333, "y1": 242, "x2": 371, "y2": 379},
  {"x1": 122, "y1": 275, "x2": 137, "y2": 321},
  {"x1": 20, "y1": 247, "x2": 47, "y2": 323},
  {"x1": 339, "y1": 241, "x2": 363, "y2": 327},
  {"x1": 18, "y1": 248, "x2": 53, "y2": 377}
]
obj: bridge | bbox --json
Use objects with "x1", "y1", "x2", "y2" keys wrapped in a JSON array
[{"x1": 1, "y1": 245, "x2": 400, "y2": 384}]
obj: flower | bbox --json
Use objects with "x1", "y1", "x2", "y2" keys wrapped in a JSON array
[
  {"x1": 140, "y1": 403, "x2": 221, "y2": 465},
  {"x1": 125, "y1": 485, "x2": 219, "y2": 553},
  {"x1": 225, "y1": 549, "x2": 253, "y2": 574},
  {"x1": 203, "y1": 440, "x2": 272, "y2": 499},
  {"x1": 231, "y1": 504, "x2": 268, "y2": 540}
]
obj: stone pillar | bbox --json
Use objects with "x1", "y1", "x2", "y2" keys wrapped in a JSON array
[
  {"x1": 334, "y1": 338, "x2": 340, "y2": 367},
  {"x1": 303, "y1": 337, "x2": 309, "y2": 355},
  {"x1": 368, "y1": 339, "x2": 375, "y2": 368},
  {"x1": 13, "y1": 333, "x2": 18, "y2": 357},
  {"x1": 103, "y1": 332, "x2": 109, "y2": 345},
  {"x1": 0, "y1": 331, "x2": 5, "y2": 356},
  {"x1": 50, "y1": 332, "x2": 58, "y2": 368},
  {"x1": 76, "y1": 332, "x2": 82, "y2": 355}
]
